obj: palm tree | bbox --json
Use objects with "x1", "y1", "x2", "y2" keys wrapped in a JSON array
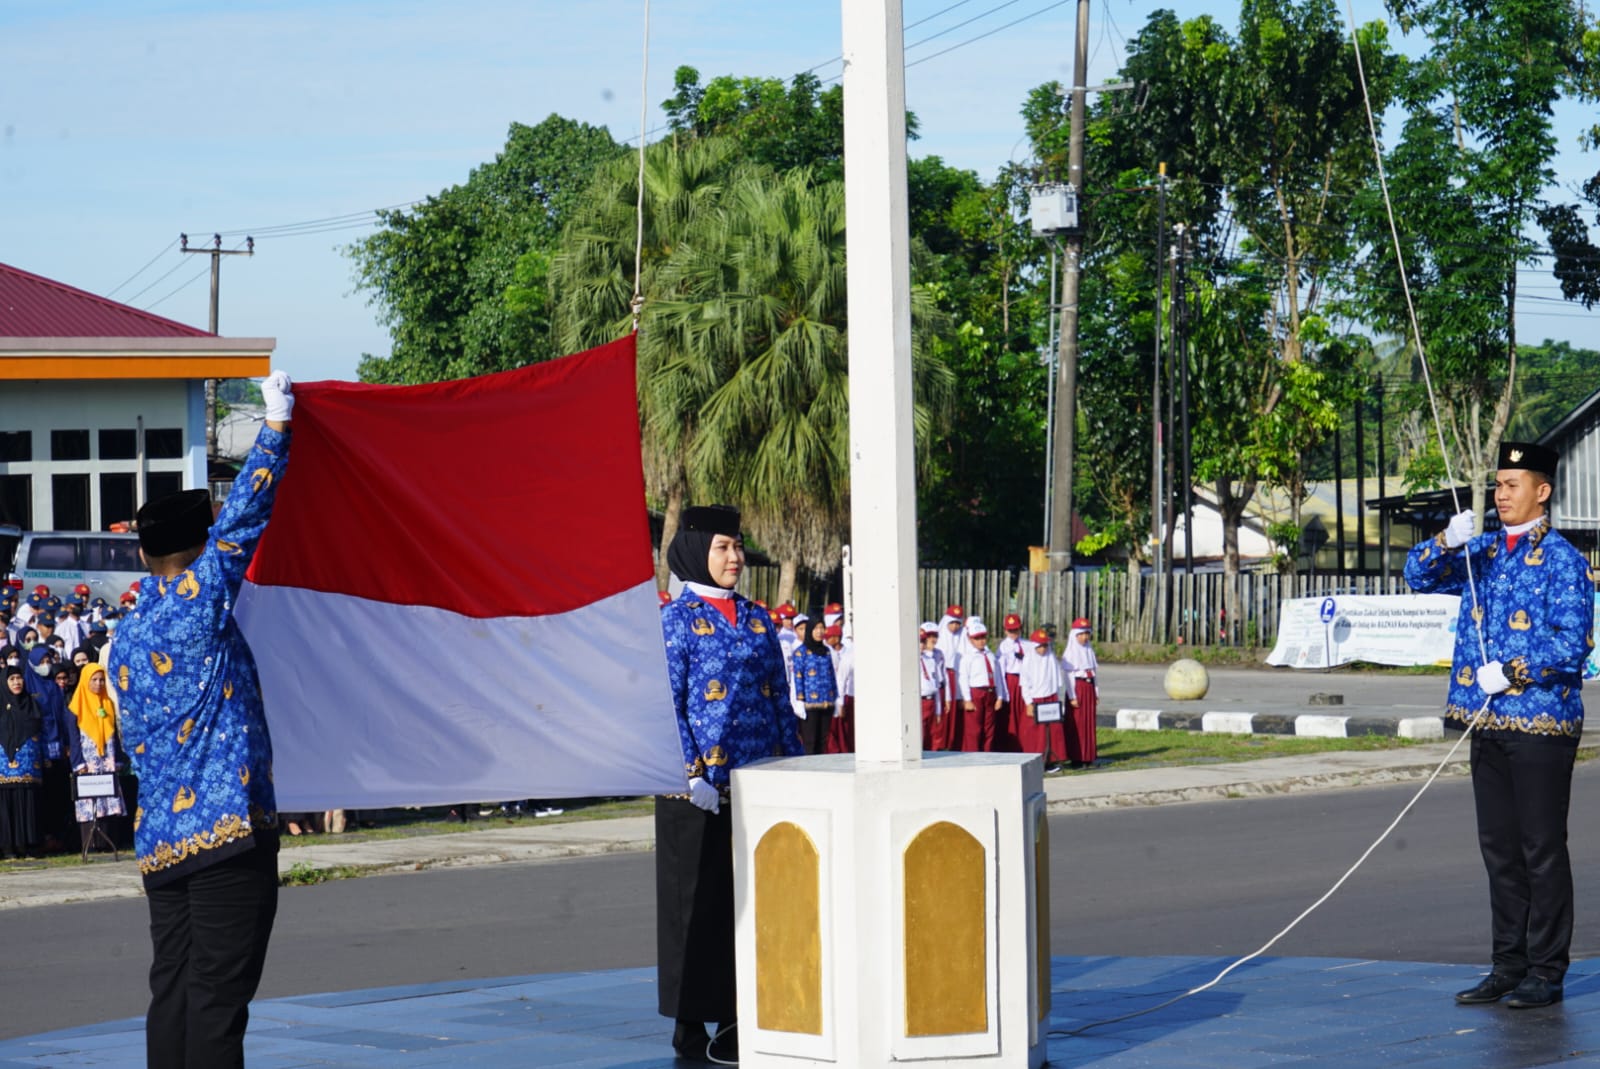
[
  {"x1": 551, "y1": 138, "x2": 747, "y2": 587},
  {"x1": 654, "y1": 168, "x2": 952, "y2": 603}
]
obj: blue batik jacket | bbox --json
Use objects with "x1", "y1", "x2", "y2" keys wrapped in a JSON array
[
  {"x1": 660, "y1": 593, "x2": 804, "y2": 790},
  {"x1": 791, "y1": 647, "x2": 838, "y2": 706},
  {"x1": 111, "y1": 425, "x2": 289, "y2": 887},
  {"x1": 1405, "y1": 516, "x2": 1594, "y2": 739}
]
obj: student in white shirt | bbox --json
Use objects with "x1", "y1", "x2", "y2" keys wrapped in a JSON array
[
  {"x1": 917, "y1": 622, "x2": 946, "y2": 750},
  {"x1": 1019, "y1": 628, "x2": 1066, "y2": 770},
  {"x1": 956, "y1": 617, "x2": 1006, "y2": 752}
]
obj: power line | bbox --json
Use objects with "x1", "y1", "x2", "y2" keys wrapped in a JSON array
[
  {"x1": 906, "y1": 0, "x2": 1080, "y2": 70},
  {"x1": 105, "y1": 240, "x2": 177, "y2": 298},
  {"x1": 121, "y1": 256, "x2": 192, "y2": 305}
]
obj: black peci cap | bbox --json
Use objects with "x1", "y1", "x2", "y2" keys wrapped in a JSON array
[
  {"x1": 1497, "y1": 441, "x2": 1558, "y2": 479},
  {"x1": 136, "y1": 489, "x2": 214, "y2": 557}
]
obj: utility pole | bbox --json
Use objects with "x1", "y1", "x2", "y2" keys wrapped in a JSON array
[
  {"x1": 1047, "y1": 0, "x2": 1091, "y2": 571},
  {"x1": 1151, "y1": 164, "x2": 1167, "y2": 580},
  {"x1": 1375, "y1": 373, "x2": 1389, "y2": 585},
  {"x1": 180, "y1": 232, "x2": 255, "y2": 461},
  {"x1": 1174, "y1": 224, "x2": 1194, "y2": 577}
]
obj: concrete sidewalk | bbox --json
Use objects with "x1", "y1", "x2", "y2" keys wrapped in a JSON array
[{"x1": 0, "y1": 735, "x2": 1495, "y2": 911}]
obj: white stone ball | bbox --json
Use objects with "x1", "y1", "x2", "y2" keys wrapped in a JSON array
[{"x1": 1164, "y1": 658, "x2": 1210, "y2": 701}]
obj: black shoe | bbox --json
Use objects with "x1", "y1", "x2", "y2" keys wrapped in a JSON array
[
  {"x1": 707, "y1": 1023, "x2": 738, "y2": 1064},
  {"x1": 1507, "y1": 975, "x2": 1563, "y2": 1009},
  {"x1": 1455, "y1": 973, "x2": 1523, "y2": 1004},
  {"x1": 672, "y1": 1020, "x2": 710, "y2": 1061}
]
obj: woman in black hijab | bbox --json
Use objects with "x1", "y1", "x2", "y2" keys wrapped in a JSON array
[
  {"x1": 0, "y1": 664, "x2": 44, "y2": 860},
  {"x1": 656, "y1": 505, "x2": 804, "y2": 1062}
]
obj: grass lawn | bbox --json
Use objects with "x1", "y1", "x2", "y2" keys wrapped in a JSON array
[{"x1": 1076, "y1": 727, "x2": 1421, "y2": 774}]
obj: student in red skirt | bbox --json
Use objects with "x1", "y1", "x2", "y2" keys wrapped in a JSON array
[
  {"x1": 917, "y1": 623, "x2": 946, "y2": 750},
  {"x1": 1061, "y1": 617, "x2": 1099, "y2": 767},
  {"x1": 1019, "y1": 628, "x2": 1067, "y2": 771},
  {"x1": 995, "y1": 613, "x2": 1027, "y2": 751}
]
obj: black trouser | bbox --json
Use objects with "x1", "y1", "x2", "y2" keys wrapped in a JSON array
[
  {"x1": 145, "y1": 835, "x2": 279, "y2": 1068},
  {"x1": 655, "y1": 796, "x2": 736, "y2": 1024},
  {"x1": 1470, "y1": 734, "x2": 1577, "y2": 983},
  {"x1": 798, "y1": 706, "x2": 831, "y2": 755}
]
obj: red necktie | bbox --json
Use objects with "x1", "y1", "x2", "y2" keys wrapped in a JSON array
[{"x1": 984, "y1": 654, "x2": 994, "y2": 690}]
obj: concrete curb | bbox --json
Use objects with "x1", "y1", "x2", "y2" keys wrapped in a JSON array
[{"x1": 1102, "y1": 707, "x2": 1448, "y2": 740}]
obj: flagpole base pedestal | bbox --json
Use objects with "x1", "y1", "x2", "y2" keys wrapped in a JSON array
[{"x1": 732, "y1": 752, "x2": 1049, "y2": 1067}]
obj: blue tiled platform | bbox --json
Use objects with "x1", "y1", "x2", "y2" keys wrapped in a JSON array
[{"x1": 1, "y1": 955, "x2": 1595, "y2": 1067}]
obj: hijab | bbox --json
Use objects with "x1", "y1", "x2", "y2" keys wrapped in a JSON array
[
  {"x1": 69, "y1": 663, "x2": 118, "y2": 756},
  {"x1": 667, "y1": 505, "x2": 741, "y2": 589},
  {"x1": 1062, "y1": 626, "x2": 1098, "y2": 673},
  {"x1": 1, "y1": 666, "x2": 40, "y2": 761},
  {"x1": 801, "y1": 618, "x2": 830, "y2": 656}
]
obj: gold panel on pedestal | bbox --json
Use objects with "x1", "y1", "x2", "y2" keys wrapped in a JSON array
[
  {"x1": 903, "y1": 821, "x2": 987, "y2": 1036},
  {"x1": 1035, "y1": 809, "x2": 1051, "y2": 1022},
  {"x1": 754, "y1": 822, "x2": 823, "y2": 1035}
]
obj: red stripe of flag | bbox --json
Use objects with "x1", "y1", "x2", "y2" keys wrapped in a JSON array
[{"x1": 246, "y1": 336, "x2": 651, "y2": 618}]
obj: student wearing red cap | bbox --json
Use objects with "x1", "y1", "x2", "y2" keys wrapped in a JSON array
[
  {"x1": 996, "y1": 613, "x2": 1027, "y2": 751},
  {"x1": 956, "y1": 617, "x2": 1006, "y2": 752},
  {"x1": 1061, "y1": 618, "x2": 1099, "y2": 767}
]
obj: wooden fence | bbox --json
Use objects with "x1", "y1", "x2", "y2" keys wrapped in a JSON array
[{"x1": 726, "y1": 564, "x2": 1430, "y2": 647}]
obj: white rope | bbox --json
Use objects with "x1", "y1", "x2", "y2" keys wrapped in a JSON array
[
  {"x1": 1061, "y1": 7, "x2": 1503, "y2": 1037},
  {"x1": 1344, "y1": 0, "x2": 1489, "y2": 664},
  {"x1": 1058, "y1": 706, "x2": 1486, "y2": 1035},
  {"x1": 631, "y1": 0, "x2": 651, "y2": 333}
]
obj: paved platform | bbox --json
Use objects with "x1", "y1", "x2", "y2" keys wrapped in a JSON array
[{"x1": 0, "y1": 955, "x2": 1594, "y2": 1067}]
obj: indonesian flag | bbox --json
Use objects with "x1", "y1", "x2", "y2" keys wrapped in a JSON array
[{"x1": 235, "y1": 336, "x2": 687, "y2": 810}]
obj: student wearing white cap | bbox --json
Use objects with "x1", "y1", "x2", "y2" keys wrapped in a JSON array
[
  {"x1": 956, "y1": 616, "x2": 1006, "y2": 752},
  {"x1": 917, "y1": 623, "x2": 946, "y2": 750}
]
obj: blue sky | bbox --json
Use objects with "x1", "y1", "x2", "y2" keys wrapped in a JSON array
[{"x1": 2, "y1": 0, "x2": 1596, "y2": 382}]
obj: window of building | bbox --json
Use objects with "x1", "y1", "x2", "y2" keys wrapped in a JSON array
[
  {"x1": 51, "y1": 430, "x2": 90, "y2": 462},
  {"x1": 51, "y1": 473, "x2": 90, "y2": 530},
  {"x1": 100, "y1": 473, "x2": 136, "y2": 530},
  {"x1": 146, "y1": 428, "x2": 184, "y2": 459},
  {"x1": 98, "y1": 429, "x2": 138, "y2": 460},
  {"x1": 147, "y1": 472, "x2": 184, "y2": 504},
  {"x1": 0, "y1": 431, "x2": 30, "y2": 463},
  {"x1": 0, "y1": 475, "x2": 30, "y2": 528}
]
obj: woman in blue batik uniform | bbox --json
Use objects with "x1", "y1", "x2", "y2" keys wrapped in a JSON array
[
  {"x1": 0, "y1": 664, "x2": 44, "y2": 859},
  {"x1": 790, "y1": 617, "x2": 839, "y2": 755},
  {"x1": 1405, "y1": 440, "x2": 1594, "y2": 1011},
  {"x1": 110, "y1": 370, "x2": 293, "y2": 1068},
  {"x1": 656, "y1": 504, "x2": 803, "y2": 1063}
]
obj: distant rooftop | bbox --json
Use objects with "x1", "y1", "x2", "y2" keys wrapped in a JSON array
[{"x1": 0, "y1": 261, "x2": 212, "y2": 339}]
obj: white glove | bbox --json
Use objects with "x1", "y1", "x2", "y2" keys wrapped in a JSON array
[
  {"x1": 1477, "y1": 661, "x2": 1510, "y2": 695},
  {"x1": 687, "y1": 776, "x2": 721, "y2": 814},
  {"x1": 1443, "y1": 509, "x2": 1475, "y2": 549},
  {"x1": 791, "y1": 700, "x2": 808, "y2": 720},
  {"x1": 262, "y1": 370, "x2": 294, "y2": 422}
]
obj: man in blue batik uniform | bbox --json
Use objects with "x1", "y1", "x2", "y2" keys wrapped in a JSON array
[
  {"x1": 110, "y1": 370, "x2": 293, "y2": 1068},
  {"x1": 1405, "y1": 440, "x2": 1594, "y2": 1010},
  {"x1": 656, "y1": 504, "x2": 802, "y2": 1064}
]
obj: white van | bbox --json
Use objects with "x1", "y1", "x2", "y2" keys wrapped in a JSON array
[{"x1": 10, "y1": 531, "x2": 144, "y2": 605}]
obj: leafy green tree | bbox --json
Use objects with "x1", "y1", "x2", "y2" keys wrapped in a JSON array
[
  {"x1": 349, "y1": 116, "x2": 625, "y2": 383},
  {"x1": 1358, "y1": 0, "x2": 1592, "y2": 523},
  {"x1": 661, "y1": 66, "x2": 848, "y2": 180},
  {"x1": 652, "y1": 168, "x2": 952, "y2": 601}
]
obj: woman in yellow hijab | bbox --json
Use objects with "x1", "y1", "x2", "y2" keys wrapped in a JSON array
[{"x1": 68, "y1": 664, "x2": 125, "y2": 846}]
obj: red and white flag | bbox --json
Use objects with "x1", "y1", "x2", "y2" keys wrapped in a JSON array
[{"x1": 235, "y1": 336, "x2": 686, "y2": 810}]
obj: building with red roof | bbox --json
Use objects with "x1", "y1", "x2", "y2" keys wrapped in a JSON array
[{"x1": 0, "y1": 262, "x2": 274, "y2": 530}]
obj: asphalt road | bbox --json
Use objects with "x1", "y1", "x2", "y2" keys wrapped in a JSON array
[{"x1": 7, "y1": 761, "x2": 1600, "y2": 1041}]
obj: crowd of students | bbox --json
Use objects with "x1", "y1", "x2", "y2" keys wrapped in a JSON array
[
  {"x1": 0, "y1": 582, "x2": 136, "y2": 860},
  {"x1": 739, "y1": 598, "x2": 1100, "y2": 771}
]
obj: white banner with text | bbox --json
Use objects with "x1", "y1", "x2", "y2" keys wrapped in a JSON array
[{"x1": 1266, "y1": 594, "x2": 1460, "y2": 669}]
